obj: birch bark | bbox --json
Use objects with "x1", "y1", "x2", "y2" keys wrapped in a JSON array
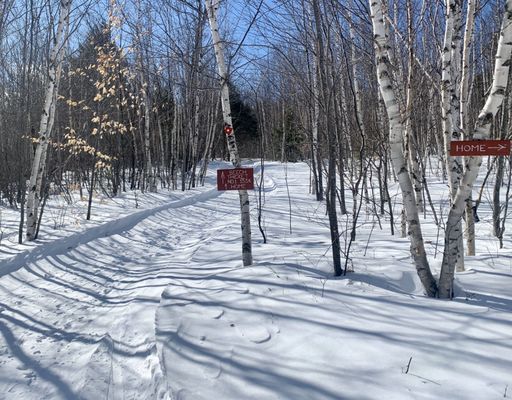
[
  {"x1": 205, "y1": 0, "x2": 252, "y2": 266},
  {"x1": 441, "y1": 0, "x2": 465, "y2": 272},
  {"x1": 405, "y1": 0, "x2": 423, "y2": 213},
  {"x1": 438, "y1": 0, "x2": 512, "y2": 298},
  {"x1": 26, "y1": 0, "x2": 71, "y2": 240},
  {"x1": 460, "y1": 0, "x2": 477, "y2": 256},
  {"x1": 369, "y1": 0, "x2": 437, "y2": 296},
  {"x1": 171, "y1": 96, "x2": 179, "y2": 190}
]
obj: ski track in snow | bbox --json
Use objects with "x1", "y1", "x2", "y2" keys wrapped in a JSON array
[
  {"x1": 0, "y1": 161, "x2": 512, "y2": 399},
  {"x1": 155, "y1": 163, "x2": 512, "y2": 400},
  {"x1": 0, "y1": 162, "x2": 263, "y2": 400}
]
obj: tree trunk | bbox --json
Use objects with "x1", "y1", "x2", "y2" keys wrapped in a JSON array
[
  {"x1": 369, "y1": 0, "x2": 437, "y2": 297},
  {"x1": 87, "y1": 155, "x2": 96, "y2": 221},
  {"x1": 460, "y1": 0, "x2": 477, "y2": 256},
  {"x1": 205, "y1": 0, "x2": 252, "y2": 266},
  {"x1": 405, "y1": 0, "x2": 424, "y2": 213},
  {"x1": 307, "y1": 10, "x2": 324, "y2": 201},
  {"x1": 441, "y1": 0, "x2": 465, "y2": 272},
  {"x1": 439, "y1": 0, "x2": 512, "y2": 298},
  {"x1": 26, "y1": 0, "x2": 71, "y2": 240},
  {"x1": 311, "y1": 0, "x2": 342, "y2": 276}
]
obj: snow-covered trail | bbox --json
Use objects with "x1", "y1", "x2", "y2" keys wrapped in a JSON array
[
  {"x1": 0, "y1": 170, "x2": 258, "y2": 399},
  {"x1": 1, "y1": 162, "x2": 512, "y2": 400},
  {"x1": 155, "y1": 163, "x2": 512, "y2": 400}
]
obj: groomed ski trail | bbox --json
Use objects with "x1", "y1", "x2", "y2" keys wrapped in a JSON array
[{"x1": 0, "y1": 162, "x2": 269, "y2": 399}]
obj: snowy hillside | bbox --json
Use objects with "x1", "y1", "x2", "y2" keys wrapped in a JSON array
[{"x1": 0, "y1": 162, "x2": 511, "y2": 399}]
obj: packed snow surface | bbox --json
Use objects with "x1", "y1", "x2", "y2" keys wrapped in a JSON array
[{"x1": 0, "y1": 161, "x2": 511, "y2": 399}]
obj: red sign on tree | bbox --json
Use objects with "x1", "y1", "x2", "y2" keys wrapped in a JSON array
[
  {"x1": 217, "y1": 168, "x2": 254, "y2": 191},
  {"x1": 450, "y1": 140, "x2": 511, "y2": 156},
  {"x1": 223, "y1": 124, "x2": 233, "y2": 135}
]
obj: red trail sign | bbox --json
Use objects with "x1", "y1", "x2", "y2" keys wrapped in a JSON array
[
  {"x1": 450, "y1": 140, "x2": 511, "y2": 156},
  {"x1": 217, "y1": 168, "x2": 254, "y2": 191}
]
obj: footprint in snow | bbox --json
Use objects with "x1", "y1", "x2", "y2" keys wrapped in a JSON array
[
  {"x1": 234, "y1": 323, "x2": 271, "y2": 344},
  {"x1": 210, "y1": 309, "x2": 224, "y2": 319},
  {"x1": 200, "y1": 361, "x2": 222, "y2": 380}
]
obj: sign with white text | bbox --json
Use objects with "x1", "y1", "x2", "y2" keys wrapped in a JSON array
[
  {"x1": 217, "y1": 168, "x2": 254, "y2": 191},
  {"x1": 450, "y1": 140, "x2": 511, "y2": 156}
]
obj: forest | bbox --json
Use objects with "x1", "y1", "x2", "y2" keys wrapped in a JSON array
[
  {"x1": 1, "y1": 0, "x2": 512, "y2": 300},
  {"x1": 1, "y1": 1, "x2": 512, "y2": 398}
]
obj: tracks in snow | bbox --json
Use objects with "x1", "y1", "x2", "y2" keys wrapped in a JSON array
[{"x1": 0, "y1": 177, "x2": 264, "y2": 399}]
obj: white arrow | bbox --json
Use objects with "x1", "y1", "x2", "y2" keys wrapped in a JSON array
[{"x1": 487, "y1": 144, "x2": 507, "y2": 151}]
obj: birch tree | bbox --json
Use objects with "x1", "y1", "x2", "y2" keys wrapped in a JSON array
[
  {"x1": 441, "y1": 0, "x2": 465, "y2": 272},
  {"x1": 26, "y1": 0, "x2": 71, "y2": 240},
  {"x1": 460, "y1": 0, "x2": 477, "y2": 256},
  {"x1": 205, "y1": 0, "x2": 252, "y2": 266},
  {"x1": 404, "y1": 0, "x2": 424, "y2": 214},
  {"x1": 369, "y1": 0, "x2": 437, "y2": 297},
  {"x1": 438, "y1": 0, "x2": 512, "y2": 298}
]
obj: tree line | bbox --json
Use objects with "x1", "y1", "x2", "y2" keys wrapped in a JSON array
[{"x1": 1, "y1": 0, "x2": 512, "y2": 298}]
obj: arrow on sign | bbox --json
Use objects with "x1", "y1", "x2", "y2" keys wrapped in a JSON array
[{"x1": 488, "y1": 144, "x2": 507, "y2": 151}]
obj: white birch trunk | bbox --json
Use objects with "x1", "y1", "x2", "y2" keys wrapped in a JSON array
[
  {"x1": 157, "y1": 109, "x2": 166, "y2": 186},
  {"x1": 142, "y1": 80, "x2": 156, "y2": 192},
  {"x1": 438, "y1": 0, "x2": 512, "y2": 298},
  {"x1": 405, "y1": 0, "x2": 423, "y2": 213},
  {"x1": 26, "y1": 0, "x2": 71, "y2": 240},
  {"x1": 171, "y1": 98, "x2": 179, "y2": 190},
  {"x1": 205, "y1": 0, "x2": 252, "y2": 266},
  {"x1": 441, "y1": 0, "x2": 465, "y2": 272},
  {"x1": 441, "y1": 0, "x2": 459, "y2": 196},
  {"x1": 460, "y1": 0, "x2": 476, "y2": 136},
  {"x1": 370, "y1": 0, "x2": 437, "y2": 297},
  {"x1": 460, "y1": 0, "x2": 477, "y2": 256},
  {"x1": 451, "y1": 2, "x2": 465, "y2": 272}
]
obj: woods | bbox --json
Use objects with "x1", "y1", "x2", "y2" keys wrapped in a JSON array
[{"x1": 1, "y1": 0, "x2": 512, "y2": 298}]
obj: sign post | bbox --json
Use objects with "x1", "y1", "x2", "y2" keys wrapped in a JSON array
[
  {"x1": 450, "y1": 140, "x2": 511, "y2": 156},
  {"x1": 206, "y1": 0, "x2": 252, "y2": 266}
]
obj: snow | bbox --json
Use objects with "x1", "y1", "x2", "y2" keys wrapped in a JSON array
[{"x1": 0, "y1": 161, "x2": 511, "y2": 399}]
